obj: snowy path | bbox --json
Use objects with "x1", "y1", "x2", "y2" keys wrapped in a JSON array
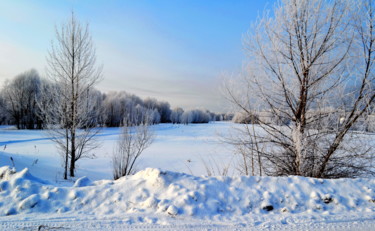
[{"x1": 1, "y1": 213, "x2": 375, "y2": 230}]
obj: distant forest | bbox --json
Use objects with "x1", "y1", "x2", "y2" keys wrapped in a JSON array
[{"x1": 0, "y1": 69, "x2": 232, "y2": 130}]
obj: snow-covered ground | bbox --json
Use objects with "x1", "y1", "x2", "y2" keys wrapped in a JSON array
[
  {"x1": 0, "y1": 123, "x2": 233, "y2": 183},
  {"x1": 0, "y1": 122, "x2": 374, "y2": 230}
]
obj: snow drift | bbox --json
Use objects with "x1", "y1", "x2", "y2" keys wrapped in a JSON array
[{"x1": 0, "y1": 166, "x2": 374, "y2": 221}]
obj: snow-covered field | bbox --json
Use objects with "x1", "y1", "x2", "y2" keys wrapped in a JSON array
[
  {"x1": 0, "y1": 122, "x2": 374, "y2": 230},
  {"x1": 0, "y1": 123, "x2": 233, "y2": 183}
]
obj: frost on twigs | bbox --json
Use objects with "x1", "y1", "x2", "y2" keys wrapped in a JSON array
[{"x1": 223, "y1": 0, "x2": 375, "y2": 178}]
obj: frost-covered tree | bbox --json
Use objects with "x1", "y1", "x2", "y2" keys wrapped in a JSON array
[
  {"x1": 156, "y1": 101, "x2": 171, "y2": 123},
  {"x1": 3, "y1": 69, "x2": 45, "y2": 129},
  {"x1": 170, "y1": 107, "x2": 184, "y2": 124},
  {"x1": 180, "y1": 109, "x2": 211, "y2": 124},
  {"x1": 45, "y1": 13, "x2": 102, "y2": 179},
  {"x1": 102, "y1": 92, "x2": 169, "y2": 126},
  {"x1": 152, "y1": 100, "x2": 172, "y2": 123},
  {"x1": 80, "y1": 88, "x2": 104, "y2": 128},
  {"x1": 180, "y1": 110, "x2": 194, "y2": 124},
  {"x1": 224, "y1": 0, "x2": 375, "y2": 178},
  {"x1": 0, "y1": 94, "x2": 9, "y2": 125},
  {"x1": 143, "y1": 97, "x2": 158, "y2": 110},
  {"x1": 148, "y1": 108, "x2": 161, "y2": 124},
  {"x1": 102, "y1": 91, "x2": 146, "y2": 127},
  {"x1": 102, "y1": 92, "x2": 126, "y2": 127}
]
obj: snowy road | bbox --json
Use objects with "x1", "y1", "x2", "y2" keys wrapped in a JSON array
[{"x1": 1, "y1": 214, "x2": 375, "y2": 231}]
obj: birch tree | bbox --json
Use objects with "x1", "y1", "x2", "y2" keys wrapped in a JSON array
[
  {"x1": 46, "y1": 13, "x2": 102, "y2": 178},
  {"x1": 224, "y1": 0, "x2": 375, "y2": 178}
]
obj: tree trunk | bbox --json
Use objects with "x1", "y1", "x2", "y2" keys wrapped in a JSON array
[{"x1": 64, "y1": 128, "x2": 69, "y2": 180}]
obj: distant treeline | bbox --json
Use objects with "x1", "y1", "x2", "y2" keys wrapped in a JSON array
[{"x1": 0, "y1": 69, "x2": 232, "y2": 129}]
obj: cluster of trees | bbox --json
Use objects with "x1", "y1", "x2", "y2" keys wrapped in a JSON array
[
  {"x1": 170, "y1": 108, "x2": 223, "y2": 124},
  {"x1": 102, "y1": 92, "x2": 171, "y2": 127},
  {"x1": 0, "y1": 71, "x2": 224, "y2": 130},
  {"x1": 1, "y1": 69, "x2": 46, "y2": 129},
  {"x1": 225, "y1": 0, "x2": 375, "y2": 178}
]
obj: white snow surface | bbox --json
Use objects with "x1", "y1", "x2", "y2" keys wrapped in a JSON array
[
  {"x1": 0, "y1": 166, "x2": 374, "y2": 230},
  {"x1": 0, "y1": 123, "x2": 374, "y2": 230},
  {"x1": 0, "y1": 123, "x2": 234, "y2": 183}
]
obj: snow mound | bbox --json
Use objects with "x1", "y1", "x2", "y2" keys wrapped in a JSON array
[
  {"x1": 0, "y1": 166, "x2": 374, "y2": 221},
  {"x1": 73, "y1": 176, "x2": 92, "y2": 187}
]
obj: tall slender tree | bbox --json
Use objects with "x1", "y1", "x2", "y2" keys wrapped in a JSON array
[{"x1": 46, "y1": 12, "x2": 102, "y2": 178}]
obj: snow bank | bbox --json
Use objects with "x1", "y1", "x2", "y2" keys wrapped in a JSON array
[{"x1": 0, "y1": 167, "x2": 374, "y2": 221}]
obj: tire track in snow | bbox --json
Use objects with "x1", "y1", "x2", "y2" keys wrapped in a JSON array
[
  {"x1": 0, "y1": 220, "x2": 239, "y2": 231},
  {"x1": 1, "y1": 218, "x2": 375, "y2": 231}
]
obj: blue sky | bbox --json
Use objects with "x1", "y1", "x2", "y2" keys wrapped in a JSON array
[{"x1": 0, "y1": 0, "x2": 275, "y2": 112}]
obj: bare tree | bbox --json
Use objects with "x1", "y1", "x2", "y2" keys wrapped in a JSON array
[
  {"x1": 170, "y1": 107, "x2": 184, "y2": 124},
  {"x1": 112, "y1": 113, "x2": 154, "y2": 179},
  {"x1": 224, "y1": 0, "x2": 375, "y2": 178},
  {"x1": 0, "y1": 94, "x2": 10, "y2": 125},
  {"x1": 45, "y1": 12, "x2": 102, "y2": 179},
  {"x1": 3, "y1": 69, "x2": 44, "y2": 129}
]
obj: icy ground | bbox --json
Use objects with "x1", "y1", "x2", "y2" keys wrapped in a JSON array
[{"x1": 0, "y1": 123, "x2": 374, "y2": 230}]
